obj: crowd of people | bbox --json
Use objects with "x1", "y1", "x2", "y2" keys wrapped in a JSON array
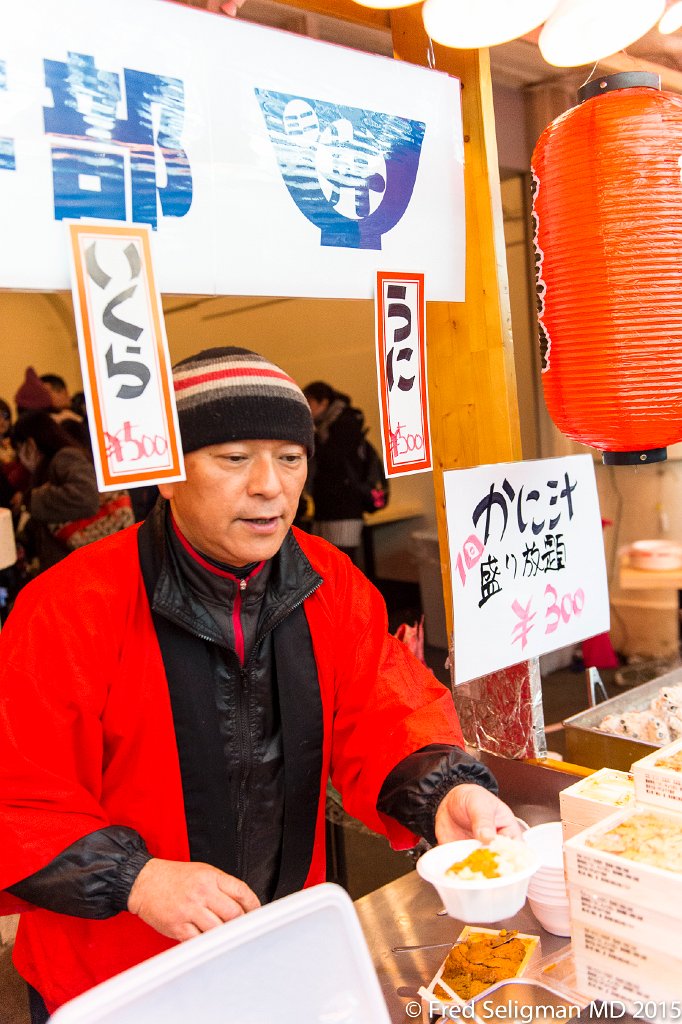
[{"x1": 0, "y1": 369, "x2": 137, "y2": 615}]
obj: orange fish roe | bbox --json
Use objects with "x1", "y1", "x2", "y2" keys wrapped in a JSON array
[{"x1": 446, "y1": 847, "x2": 500, "y2": 879}]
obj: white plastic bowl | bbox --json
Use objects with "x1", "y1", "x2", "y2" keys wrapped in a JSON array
[
  {"x1": 532, "y1": 867, "x2": 565, "y2": 882},
  {"x1": 522, "y1": 821, "x2": 564, "y2": 870},
  {"x1": 527, "y1": 880, "x2": 567, "y2": 901},
  {"x1": 527, "y1": 895, "x2": 571, "y2": 937},
  {"x1": 524, "y1": 884, "x2": 561, "y2": 901},
  {"x1": 629, "y1": 540, "x2": 682, "y2": 572},
  {"x1": 528, "y1": 867, "x2": 566, "y2": 886},
  {"x1": 527, "y1": 876, "x2": 568, "y2": 898},
  {"x1": 416, "y1": 839, "x2": 540, "y2": 923}
]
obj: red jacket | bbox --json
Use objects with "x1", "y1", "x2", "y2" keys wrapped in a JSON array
[{"x1": 0, "y1": 524, "x2": 463, "y2": 1012}]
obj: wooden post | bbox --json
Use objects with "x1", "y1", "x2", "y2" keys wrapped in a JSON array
[
  {"x1": 266, "y1": 0, "x2": 543, "y2": 756},
  {"x1": 389, "y1": 9, "x2": 543, "y2": 758},
  {"x1": 390, "y1": 8, "x2": 522, "y2": 624}
]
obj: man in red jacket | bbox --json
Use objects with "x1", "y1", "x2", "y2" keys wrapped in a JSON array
[{"x1": 0, "y1": 346, "x2": 520, "y2": 1022}]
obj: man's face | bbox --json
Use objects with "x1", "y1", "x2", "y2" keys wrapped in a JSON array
[
  {"x1": 43, "y1": 383, "x2": 70, "y2": 410},
  {"x1": 159, "y1": 439, "x2": 308, "y2": 566}
]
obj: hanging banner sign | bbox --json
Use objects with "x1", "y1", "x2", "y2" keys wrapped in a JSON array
[
  {"x1": 0, "y1": 0, "x2": 465, "y2": 300},
  {"x1": 67, "y1": 221, "x2": 184, "y2": 491},
  {"x1": 375, "y1": 271, "x2": 432, "y2": 477},
  {"x1": 444, "y1": 454, "x2": 609, "y2": 684}
]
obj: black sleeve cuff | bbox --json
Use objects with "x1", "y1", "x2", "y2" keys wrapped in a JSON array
[
  {"x1": 6, "y1": 826, "x2": 152, "y2": 919},
  {"x1": 111, "y1": 844, "x2": 154, "y2": 912},
  {"x1": 377, "y1": 743, "x2": 498, "y2": 846}
]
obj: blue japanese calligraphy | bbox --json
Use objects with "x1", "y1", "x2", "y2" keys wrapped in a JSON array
[
  {"x1": 0, "y1": 60, "x2": 16, "y2": 172},
  {"x1": 255, "y1": 89, "x2": 425, "y2": 250},
  {"x1": 43, "y1": 52, "x2": 192, "y2": 228}
]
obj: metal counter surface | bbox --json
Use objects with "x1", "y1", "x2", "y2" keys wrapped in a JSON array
[{"x1": 354, "y1": 869, "x2": 568, "y2": 1022}]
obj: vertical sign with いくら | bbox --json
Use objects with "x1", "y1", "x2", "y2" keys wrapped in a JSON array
[
  {"x1": 375, "y1": 271, "x2": 431, "y2": 476},
  {"x1": 67, "y1": 222, "x2": 184, "y2": 492},
  {"x1": 444, "y1": 454, "x2": 610, "y2": 684}
]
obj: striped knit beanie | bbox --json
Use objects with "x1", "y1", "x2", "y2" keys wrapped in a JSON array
[{"x1": 172, "y1": 347, "x2": 314, "y2": 456}]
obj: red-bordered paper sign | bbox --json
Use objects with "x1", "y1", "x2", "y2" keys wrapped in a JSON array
[
  {"x1": 67, "y1": 222, "x2": 185, "y2": 491},
  {"x1": 375, "y1": 271, "x2": 431, "y2": 476}
]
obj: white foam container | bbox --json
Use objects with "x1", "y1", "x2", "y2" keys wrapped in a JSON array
[
  {"x1": 559, "y1": 768, "x2": 635, "y2": 828},
  {"x1": 568, "y1": 882, "x2": 680, "y2": 955},
  {"x1": 563, "y1": 805, "x2": 682, "y2": 913},
  {"x1": 631, "y1": 737, "x2": 682, "y2": 811},
  {"x1": 49, "y1": 884, "x2": 390, "y2": 1024},
  {"x1": 561, "y1": 820, "x2": 586, "y2": 842},
  {"x1": 573, "y1": 952, "x2": 675, "y2": 1017},
  {"x1": 572, "y1": 920, "x2": 680, "y2": 1003}
]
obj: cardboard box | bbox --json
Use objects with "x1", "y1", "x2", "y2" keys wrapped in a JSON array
[
  {"x1": 568, "y1": 882, "x2": 678, "y2": 954},
  {"x1": 563, "y1": 805, "x2": 682, "y2": 913},
  {"x1": 559, "y1": 768, "x2": 635, "y2": 828},
  {"x1": 572, "y1": 920, "x2": 680, "y2": 1003},
  {"x1": 632, "y1": 737, "x2": 682, "y2": 812}
]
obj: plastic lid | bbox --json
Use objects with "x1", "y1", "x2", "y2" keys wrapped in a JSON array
[{"x1": 49, "y1": 883, "x2": 390, "y2": 1024}]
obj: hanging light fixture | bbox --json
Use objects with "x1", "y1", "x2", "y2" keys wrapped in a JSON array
[
  {"x1": 659, "y1": 0, "x2": 682, "y2": 33},
  {"x1": 422, "y1": 0, "x2": 561, "y2": 49},
  {"x1": 531, "y1": 72, "x2": 682, "y2": 464},
  {"x1": 539, "y1": 0, "x2": 665, "y2": 67}
]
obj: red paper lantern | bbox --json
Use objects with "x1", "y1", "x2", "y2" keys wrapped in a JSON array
[{"x1": 531, "y1": 72, "x2": 682, "y2": 465}]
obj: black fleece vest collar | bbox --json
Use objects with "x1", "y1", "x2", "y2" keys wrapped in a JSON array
[{"x1": 137, "y1": 512, "x2": 324, "y2": 899}]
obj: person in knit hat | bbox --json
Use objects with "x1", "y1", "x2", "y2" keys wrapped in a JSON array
[
  {"x1": 14, "y1": 367, "x2": 53, "y2": 414},
  {"x1": 0, "y1": 346, "x2": 518, "y2": 1021}
]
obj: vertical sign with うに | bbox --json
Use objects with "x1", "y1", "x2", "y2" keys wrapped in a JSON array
[
  {"x1": 67, "y1": 221, "x2": 185, "y2": 492},
  {"x1": 444, "y1": 454, "x2": 610, "y2": 684},
  {"x1": 375, "y1": 271, "x2": 432, "y2": 476}
]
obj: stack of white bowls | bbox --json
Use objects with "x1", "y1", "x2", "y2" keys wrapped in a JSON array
[{"x1": 522, "y1": 821, "x2": 571, "y2": 937}]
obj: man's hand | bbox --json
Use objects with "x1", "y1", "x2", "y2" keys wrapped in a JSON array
[
  {"x1": 434, "y1": 784, "x2": 523, "y2": 845},
  {"x1": 127, "y1": 858, "x2": 260, "y2": 941}
]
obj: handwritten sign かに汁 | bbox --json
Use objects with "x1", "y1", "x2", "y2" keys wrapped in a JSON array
[
  {"x1": 375, "y1": 271, "x2": 431, "y2": 477},
  {"x1": 67, "y1": 221, "x2": 184, "y2": 491},
  {"x1": 443, "y1": 454, "x2": 610, "y2": 684}
]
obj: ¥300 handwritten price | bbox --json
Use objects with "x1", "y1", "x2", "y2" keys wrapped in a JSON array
[
  {"x1": 544, "y1": 582, "x2": 585, "y2": 634},
  {"x1": 511, "y1": 583, "x2": 584, "y2": 651}
]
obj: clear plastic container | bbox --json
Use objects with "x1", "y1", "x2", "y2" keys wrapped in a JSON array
[
  {"x1": 49, "y1": 883, "x2": 390, "y2": 1024},
  {"x1": 525, "y1": 943, "x2": 592, "y2": 1007}
]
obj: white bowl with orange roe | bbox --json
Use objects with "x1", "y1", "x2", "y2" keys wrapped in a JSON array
[{"x1": 416, "y1": 836, "x2": 540, "y2": 922}]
